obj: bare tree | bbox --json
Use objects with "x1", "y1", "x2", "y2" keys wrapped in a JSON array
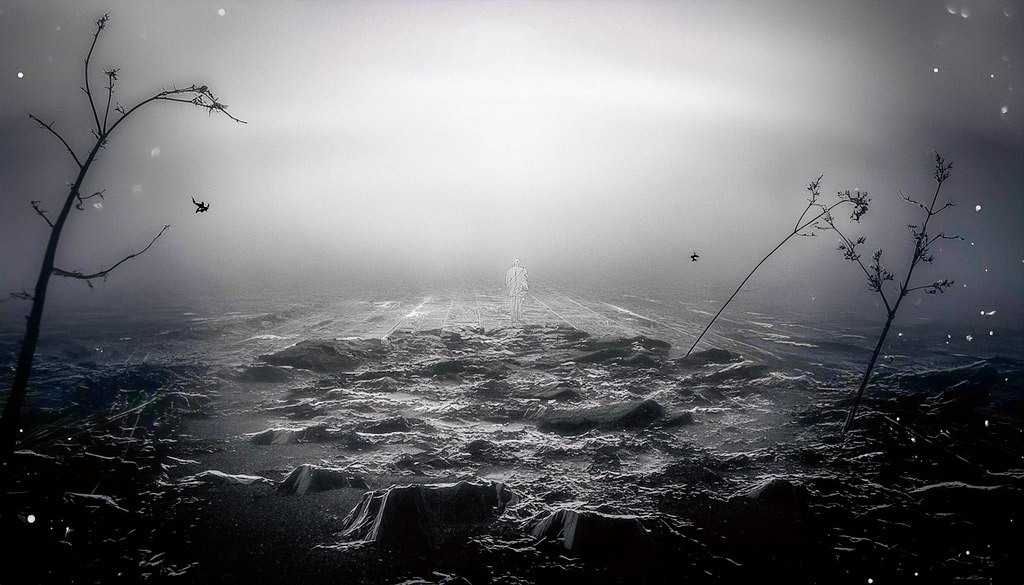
[
  {"x1": 686, "y1": 177, "x2": 870, "y2": 356},
  {"x1": 1, "y1": 14, "x2": 244, "y2": 452},
  {"x1": 822, "y1": 153, "x2": 959, "y2": 434}
]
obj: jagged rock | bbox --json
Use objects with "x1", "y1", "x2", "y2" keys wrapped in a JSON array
[
  {"x1": 427, "y1": 359, "x2": 507, "y2": 380},
  {"x1": 339, "y1": 479, "x2": 515, "y2": 553},
  {"x1": 537, "y1": 399, "x2": 664, "y2": 433},
  {"x1": 524, "y1": 383, "x2": 583, "y2": 402},
  {"x1": 277, "y1": 464, "x2": 369, "y2": 495},
  {"x1": 357, "y1": 376, "x2": 402, "y2": 392},
  {"x1": 530, "y1": 509, "x2": 653, "y2": 557},
  {"x1": 660, "y1": 410, "x2": 697, "y2": 427},
  {"x1": 359, "y1": 416, "x2": 416, "y2": 434},
  {"x1": 464, "y1": 439, "x2": 498, "y2": 459},
  {"x1": 182, "y1": 470, "x2": 272, "y2": 486},
  {"x1": 261, "y1": 339, "x2": 386, "y2": 373},
  {"x1": 250, "y1": 425, "x2": 326, "y2": 445}
]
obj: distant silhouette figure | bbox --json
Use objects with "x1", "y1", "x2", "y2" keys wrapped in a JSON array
[
  {"x1": 192, "y1": 197, "x2": 210, "y2": 213},
  {"x1": 690, "y1": 252, "x2": 699, "y2": 262},
  {"x1": 505, "y1": 259, "x2": 529, "y2": 324}
]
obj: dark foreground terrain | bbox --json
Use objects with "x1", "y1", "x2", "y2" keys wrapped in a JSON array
[{"x1": 2, "y1": 294, "x2": 1022, "y2": 584}]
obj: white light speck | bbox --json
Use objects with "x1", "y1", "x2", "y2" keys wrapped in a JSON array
[
  {"x1": 868, "y1": 579, "x2": 874, "y2": 584},
  {"x1": 910, "y1": 437, "x2": 916, "y2": 443},
  {"x1": 985, "y1": 269, "x2": 988, "y2": 272},
  {"x1": 150, "y1": 147, "x2": 161, "y2": 157},
  {"x1": 1005, "y1": 7, "x2": 1015, "y2": 17},
  {"x1": 27, "y1": 515, "x2": 35, "y2": 523},
  {"x1": 991, "y1": 74, "x2": 996, "y2": 79},
  {"x1": 985, "y1": 310, "x2": 995, "y2": 315},
  {"x1": 946, "y1": 3, "x2": 957, "y2": 14},
  {"x1": 975, "y1": 204, "x2": 982, "y2": 211},
  {"x1": 960, "y1": 6, "x2": 970, "y2": 17},
  {"x1": 132, "y1": 184, "x2": 143, "y2": 194},
  {"x1": 965, "y1": 550, "x2": 970, "y2": 555},
  {"x1": 966, "y1": 335, "x2": 974, "y2": 341},
  {"x1": 93, "y1": 202, "x2": 102, "y2": 209},
  {"x1": 218, "y1": 8, "x2": 226, "y2": 16},
  {"x1": 985, "y1": 420, "x2": 989, "y2": 427},
  {"x1": 898, "y1": 332, "x2": 903, "y2": 337},
  {"x1": 933, "y1": 67, "x2": 940, "y2": 73},
  {"x1": 18, "y1": 71, "x2": 26, "y2": 78},
  {"x1": 1001, "y1": 106, "x2": 1009, "y2": 114},
  {"x1": 989, "y1": 331, "x2": 993, "y2": 336}
]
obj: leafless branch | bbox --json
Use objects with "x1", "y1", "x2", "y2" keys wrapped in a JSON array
[
  {"x1": 906, "y1": 279, "x2": 955, "y2": 294},
  {"x1": 102, "y1": 68, "x2": 119, "y2": 131},
  {"x1": 75, "y1": 189, "x2": 105, "y2": 210},
  {"x1": 28, "y1": 115, "x2": 83, "y2": 167},
  {"x1": 52, "y1": 225, "x2": 170, "y2": 282},
  {"x1": 109, "y1": 84, "x2": 246, "y2": 135},
  {"x1": 933, "y1": 152, "x2": 953, "y2": 184},
  {"x1": 927, "y1": 232, "x2": 961, "y2": 247},
  {"x1": 900, "y1": 190, "x2": 928, "y2": 211},
  {"x1": 930, "y1": 201, "x2": 955, "y2": 216},
  {"x1": 83, "y1": 13, "x2": 110, "y2": 134},
  {"x1": 30, "y1": 201, "x2": 54, "y2": 227},
  {"x1": 4, "y1": 290, "x2": 34, "y2": 302}
]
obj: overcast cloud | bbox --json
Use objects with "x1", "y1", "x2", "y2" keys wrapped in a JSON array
[{"x1": 1, "y1": 0, "x2": 1021, "y2": 323}]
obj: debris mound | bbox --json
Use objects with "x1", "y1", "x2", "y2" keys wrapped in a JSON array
[
  {"x1": 338, "y1": 479, "x2": 515, "y2": 553},
  {"x1": 530, "y1": 509, "x2": 653, "y2": 557}
]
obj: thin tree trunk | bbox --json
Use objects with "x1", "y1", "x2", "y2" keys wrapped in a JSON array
[
  {"x1": 841, "y1": 312, "x2": 895, "y2": 434},
  {"x1": 1, "y1": 149, "x2": 100, "y2": 453},
  {"x1": 686, "y1": 232, "x2": 796, "y2": 356}
]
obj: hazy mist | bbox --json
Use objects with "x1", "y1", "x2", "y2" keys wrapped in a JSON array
[{"x1": 1, "y1": 0, "x2": 1021, "y2": 326}]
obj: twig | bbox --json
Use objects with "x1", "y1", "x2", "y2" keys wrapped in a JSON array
[
  {"x1": 28, "y1": 115, "x2": 83, "y2": 168},
  {"x1": 52, "y1": 225, "x2": 170, "y2": 281},
  {"x1": 30, "y1": 201, "x2": 55, "y2": 227}
]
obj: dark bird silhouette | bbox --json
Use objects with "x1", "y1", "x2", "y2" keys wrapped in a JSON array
[
  {"x1": 192, "y1": 197, "x2": 210, "y2": 213},
  {"x1": 690, "y1": 252, "x2": 699, "y2": 262}
]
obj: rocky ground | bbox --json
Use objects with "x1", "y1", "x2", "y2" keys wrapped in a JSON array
[{"x1": 2, "y1": 294, "x2": 1022, "y2": 584}]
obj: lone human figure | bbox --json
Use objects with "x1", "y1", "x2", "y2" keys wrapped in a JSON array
[{"x1": 505, "y1": 259, "x2": 529, "y2": 323}]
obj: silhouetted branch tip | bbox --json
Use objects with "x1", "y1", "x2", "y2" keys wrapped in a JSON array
[
  {"x1": 8, "y1": 290, "x2": 34, "y2": 302},
  {"x1": 28, "y1": 114, "x2": 83, "y2": 167},
  {"x1": 933, "y1": 152, "x2": 952, "y2": 184},
  {"x1": 30, "y1": 200, "x2": 55, "y2": 227},
  {"x1": 52, "y1": 225, "x2": 170, "y2": 282}
]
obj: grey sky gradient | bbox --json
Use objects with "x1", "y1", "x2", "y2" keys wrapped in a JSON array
[{"x1": 1, "y1": 0, "x2": 1021, "y2": 325}]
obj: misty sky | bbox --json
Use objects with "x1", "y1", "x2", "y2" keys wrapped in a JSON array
[{"x1": 1, "y1": 1, "x2": 1021, "y2": 325}]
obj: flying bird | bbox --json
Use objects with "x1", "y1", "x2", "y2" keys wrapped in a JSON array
[
  {"x1": 690, "y1": 252, "x2": 699, "y2": 262},
  {"x1": 192, "y1": 197, "x2": 210, "y2": 213}
]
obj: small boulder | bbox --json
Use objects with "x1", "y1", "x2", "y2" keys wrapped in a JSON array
[
  {"x1": 338, "y1": 479, "x2": 515, "y2": 553},
  {"x1": 537, "y1": 399, "x2": 664, "y2": 433},
  {"x1": 530, "y1": 509, "x2": 653, "y2": 557},
  {"x1": 359, "y1": 416, "x2": 416, "y2": 434},
  {"x1": 277, "y1": 464, "x2": 369, "y2": 495}
]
